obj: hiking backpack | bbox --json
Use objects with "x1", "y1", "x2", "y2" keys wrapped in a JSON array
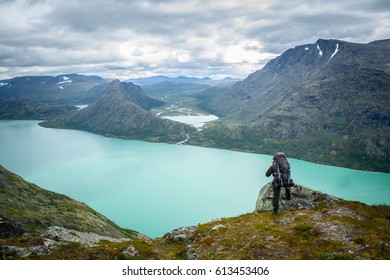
[{"x1": 272, "y1": 152, "x2": 294, "y2": 187}]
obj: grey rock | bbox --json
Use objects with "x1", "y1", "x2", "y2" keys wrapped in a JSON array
[
  {"x1": 29, "y1": 245, "x2": 50, "y2": 256},
  {"x1": 1, "y1": 244, "x2": 50, "y2": 258},
  {"x1": 277, "y1": 219, "x2": 288, "y2": 226},
  {"x1": 165, "y1": 226, "x2": 197, "y2": 242},
  {"x1": 43, "y1": 238, "x2": 58, "y2": 248},
  {"x1": 42, "y1": 226, "x2": 131, "y2": 245},
  {"x1": 264, "y1": 236, "x2": 275, "y2": 242},
  {"x1": 323, "y1": 195, "x2": 341, "y2": 205},
  {"x1": 1, "y1": 245, "x2": 30, "y2": 257},
  {"x1": 210, "y1": 224, "x2": 227, "y2": 232},
  {"x1": 255, "y1": 182, "x2": 340, "y2": 213},
  {"x1": 122, "y1": 246, "x2": 138, "y2": 258},
  {"x1": 186, "y1": 244, "x2": 199, "y2": 260}
]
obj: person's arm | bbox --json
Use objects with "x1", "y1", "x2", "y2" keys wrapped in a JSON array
[{"x1": 265, "y1": 165, "x2": 273, "y2": 177}]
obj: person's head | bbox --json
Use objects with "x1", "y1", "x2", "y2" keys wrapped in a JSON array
[{"x1": 273, "y1": 152, "x2": 286, "y2": 161}]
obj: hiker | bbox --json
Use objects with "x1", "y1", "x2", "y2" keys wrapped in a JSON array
[{"x1": 265, "y1": 152, "x2": 294, "y2": 214}]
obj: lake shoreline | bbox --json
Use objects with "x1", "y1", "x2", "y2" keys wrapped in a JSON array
[{"x1": 1, "y1": 120, "x2": 389, "y2": 237}]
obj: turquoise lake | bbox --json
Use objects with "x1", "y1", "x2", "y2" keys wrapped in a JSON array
[{"x1": 1, "y1": 120, "x2": 389, "y2": 238}]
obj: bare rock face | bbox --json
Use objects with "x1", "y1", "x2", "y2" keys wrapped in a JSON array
[
  {"x1": 255, "y1": 182, "x2": 341, "y2": 212},
  {"x1": 42, "y1": 226, "x2": 131, "y2": 245}
]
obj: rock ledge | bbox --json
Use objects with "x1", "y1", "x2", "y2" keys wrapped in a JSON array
[{"x1": 255, "y1": 182, "x2": 341, "y2": 212}]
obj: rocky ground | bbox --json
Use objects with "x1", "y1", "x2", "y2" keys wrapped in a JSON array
[{"x1": 2, "y1": 182, "x2": 389, "y2": 260}]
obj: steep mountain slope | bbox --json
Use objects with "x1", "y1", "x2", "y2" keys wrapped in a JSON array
[
  {"x1": 40, "y1": 80, "x2": 195, "y2": 143},
  {"x1": 196, "y1": 39, "x2": 390, "y2": 172},
  {"x1": 0, "y1": 74, "x2": 106, "y2": 104},
  {"x1": 204, "y1": 39, "x2": 390, "y2": 121},
  {"x1": 0, "y1": 165, "x2": 144, "y2": 239}
]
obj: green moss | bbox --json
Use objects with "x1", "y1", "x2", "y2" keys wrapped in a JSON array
[
  {"x1": 321, "y1": 252, "x2": 355, "y2": 260},
  {"x1": 294, "y1": 224, "x2": 320, "y2": 238}
]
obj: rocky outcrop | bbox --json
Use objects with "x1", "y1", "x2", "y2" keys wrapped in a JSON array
[
  {"x1": 164, "y1": 226, "x2": 199, "y2": 260},
  {"x1": 42, "y1": 226, "x2": 132, "y2": 245},
  {"x1": 255, "y1": 182, "x2": 341, "y2": 212},
  {"x1": 1, "y1": 244, "x2": 51, "y2": 258},
  {"x1": 0, "y1": 226, "x2": 133, "y2": 258},
  {"x1": 164, "y1": 226, "x2": 197, "y2": 242}
]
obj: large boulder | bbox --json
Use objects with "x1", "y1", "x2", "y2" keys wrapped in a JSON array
[{"x1": 255, "y1": 182, "x2": 340, "y2": 212}]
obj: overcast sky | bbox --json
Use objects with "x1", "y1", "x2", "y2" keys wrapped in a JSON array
[{"x1": 0, "y1": 0, "x2": 389, "y2": 80}]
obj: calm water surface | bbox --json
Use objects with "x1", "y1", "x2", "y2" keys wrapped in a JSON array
[{"x1": 1, "y1": 120, "x2": 389, "y2": 237}]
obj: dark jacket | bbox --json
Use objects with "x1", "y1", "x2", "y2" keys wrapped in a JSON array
[
  {"x1": 266, "y1": 156, "x2": 292, "y2": 187},
  {"x1": 265, "y1": 165, "x2": 275, "y2": 178}
]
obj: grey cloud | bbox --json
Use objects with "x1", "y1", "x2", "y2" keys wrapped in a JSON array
[
  {"x1": 240, "y1": 0, "x2": 390, "y2": 53},
  {"x1": 0, "y1": 0, "x2": 389, "y2": 80}
]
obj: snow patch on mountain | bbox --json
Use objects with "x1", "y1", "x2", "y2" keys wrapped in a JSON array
[
  {"x1": 316, "y1": 44, "x2": 323, "y2": 57},
  {"x1": 327, "y1": 43, "x2": 340, "y2": 64},
  {"x1": 57, "y1": 76, "x2": 72, "y2": 85}
]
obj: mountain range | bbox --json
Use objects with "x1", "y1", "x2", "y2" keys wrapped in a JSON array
[
  {"x1": 127, "y1": 75, "x2": 241, "y2": 87},
  {"x1": 0, "y1": 74, "x2": 106, "y2": 104},
  {"x1": 40, "y1": 80, "x2": 195, "y2": 143},
  {"x1": 0, "y1": 39, "x2": 389, "y2": 171},
  {"x1": 194, "y1": 39, "x2": 390, "y2": 172}
]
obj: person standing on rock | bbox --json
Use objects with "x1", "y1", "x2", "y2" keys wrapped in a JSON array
[{"x1": 265, "y1": 152, "x2": 294, "y2": 214}]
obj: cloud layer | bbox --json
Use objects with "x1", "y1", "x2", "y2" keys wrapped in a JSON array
[{"x1": 1, "y1": 0, "x2": 389, "y2": 80}]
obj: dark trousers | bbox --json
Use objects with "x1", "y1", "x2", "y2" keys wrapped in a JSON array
[{"x1": 272, "y1": 185, "x2": 291, "y2": 213}]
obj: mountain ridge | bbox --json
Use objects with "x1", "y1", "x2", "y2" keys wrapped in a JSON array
[
  {"x1": 126, "y1": 75, "x2": 240, "y2": 86},
  {"x1": 193, "y1": 38, "x2": 390, "y2": 172},
  {"x1": 0, "y1": 39, "x2": 388, "y2": 172},
  {"x1": 0, "y1": 73, "x2": 107, "y2": 105}
]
